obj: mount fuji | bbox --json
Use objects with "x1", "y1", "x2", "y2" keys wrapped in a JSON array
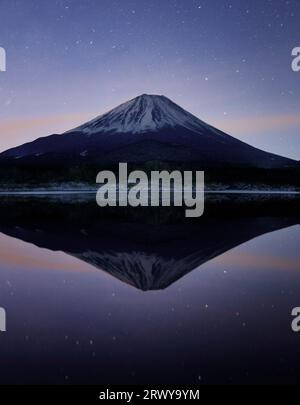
[{"x1": 0, "y1": 94, "x2": 298, "y2": 187}]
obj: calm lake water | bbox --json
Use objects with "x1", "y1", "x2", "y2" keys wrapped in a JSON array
[{"x1": 0, "y1": 193, "x2": 299, "y2": 384}]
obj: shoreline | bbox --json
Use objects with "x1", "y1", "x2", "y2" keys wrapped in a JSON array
[{"x1": 0, "y1": 189, "x2": 299, "y2": 196}]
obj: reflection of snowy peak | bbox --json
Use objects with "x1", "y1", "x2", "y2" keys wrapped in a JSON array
[
  {"x1": 73, "y1": 250, "x2": 206, "y2": 291},
  {"x1": 0, "y1": 195, "x2": 298, "y2": 291},
  {"x1": 68, "y1": 94, "x2": 222, "y2": 135}
]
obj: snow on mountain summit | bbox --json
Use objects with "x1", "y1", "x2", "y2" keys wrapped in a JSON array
[
  {"x1": 68, "y1": 94, "x2": 214, "y2": 135},
  {"x1": 0, "y1": 93, "x2": 297, "y2": 171}
]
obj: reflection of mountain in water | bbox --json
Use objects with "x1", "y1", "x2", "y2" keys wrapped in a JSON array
[{"x1": 0, "y1": 194, "x2": 299, "y2": 290}]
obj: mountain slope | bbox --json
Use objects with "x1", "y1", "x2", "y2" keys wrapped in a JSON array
[
  {"x1": 0, "y1": 94, "x2": 298, "y2": 170},
  {"x1": 66, "y1": 93, "x2": 232, "y2": 135}
]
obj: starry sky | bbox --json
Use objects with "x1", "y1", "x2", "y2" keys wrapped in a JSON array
[{"x1": 0, "y1": 0, "x2": 299, "y2": 159}]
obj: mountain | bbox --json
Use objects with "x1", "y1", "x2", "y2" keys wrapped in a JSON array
[
  {"x1": 67, "y1": 93, "x2": 217, "y2": 134},
  {"x1": 0, "y1": 94, "x2": 298, "y2": 168},
  {"x1": 0, "y1": 94, "x2": 298, "y2": 188}
]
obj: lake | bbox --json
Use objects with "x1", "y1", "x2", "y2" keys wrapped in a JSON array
[{"x1": 0, "y1": 193, "x2": 299, "y2": 384}]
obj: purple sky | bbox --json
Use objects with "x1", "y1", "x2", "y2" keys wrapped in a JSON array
[{"x1": 0, "y1": 0, "x2": 299, "y2": 159}]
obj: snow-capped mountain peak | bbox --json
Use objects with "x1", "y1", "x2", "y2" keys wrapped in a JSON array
[
  {"x1": 68, "y1": 94, "x2": 212, "y2": 135},
  {"x1": 0, "y1": 94, "x2": 297, "y2": 172}
]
